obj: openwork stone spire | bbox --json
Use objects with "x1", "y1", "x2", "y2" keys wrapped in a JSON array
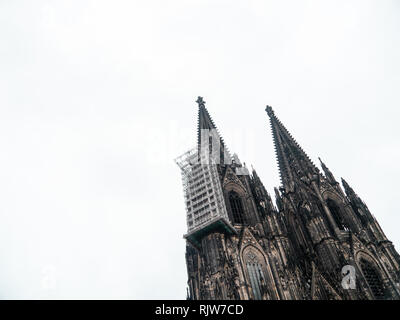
[
  {"x1": 196, "y1": 96, "x2": 230, "y2": 163},
  {"x1": 197, "y1": 96, "x2": 217, "y2": 138},
  {"x1": 266, "y1": 105, "x2": 319, "y2": 188}
]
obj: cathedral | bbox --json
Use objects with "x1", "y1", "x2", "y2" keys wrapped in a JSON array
[{"x1": 175, "y1": 97, "x2": 400, "y2": 300}]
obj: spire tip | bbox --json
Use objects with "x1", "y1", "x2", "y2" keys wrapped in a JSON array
[
  {"x1": 265, "y1": 105, "x2": 274, "y2": 116},
  {"x1": 196, "y1": 96, "x2": 205, "y2": 107}
]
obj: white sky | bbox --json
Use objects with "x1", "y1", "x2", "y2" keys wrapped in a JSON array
[{"x1": 0, "y1": 0, "x2": 399, "y2": 299}]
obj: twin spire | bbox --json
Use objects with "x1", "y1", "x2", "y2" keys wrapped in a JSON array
[
  {"x1": 196, "y1": 96, "x2": 217, "y2": 134},
  {"x1": 267, "y1": 106, "x2": 355, "y2": 195},
  {"x1": 196, "y1": 96, "x2": 230, "y2": 163},
  {"x1": 266, "y1": 105, "x2": 319, "y2": 188},
  {"x1": 195, "y1": 97, "x2": 320, "y2": 188}
]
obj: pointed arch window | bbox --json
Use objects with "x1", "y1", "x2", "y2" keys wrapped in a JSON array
[
  {"x1": 360, "y1": 258, "x2": 385, "y2": 299},
  {"x1": 245, "y1": 251, "x2": 265, "y2": 300},
  {"x1": 326, "y1": 199, "x2": 349, "y2": 231},
  {"x1": 229, "y1": 191, "x2": 245, "y2": 224}
]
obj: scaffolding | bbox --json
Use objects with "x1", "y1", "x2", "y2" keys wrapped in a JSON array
[{"x1": 175, "y1": 147, "x2": 236, "y2": 246}]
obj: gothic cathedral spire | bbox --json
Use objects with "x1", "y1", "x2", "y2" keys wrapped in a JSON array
[
  {"x1": 196, "y1": 96, "x2": 230, "y2": 164},
  {"x1": 265, "y1": 105, "x2": 319, "y2": 189}
]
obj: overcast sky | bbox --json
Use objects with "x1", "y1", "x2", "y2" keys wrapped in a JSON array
[{"x1": 0, "y1": 0, "x2": 399, "y2": 299}]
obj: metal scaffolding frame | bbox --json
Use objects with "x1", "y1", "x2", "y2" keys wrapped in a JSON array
[{"x1": 175, "y1": 147, "x2": 230, "y2": 235}]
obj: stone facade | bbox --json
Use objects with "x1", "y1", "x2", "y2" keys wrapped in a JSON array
[{"x1": 179, "y1": 97, "x2": 400, "y2": 300}]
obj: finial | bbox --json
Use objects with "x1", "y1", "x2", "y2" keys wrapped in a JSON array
[
  {"x1": 341, "y1": 177, "x2": 349, "y2": 189},
  {"x1": 196, "y1": 96, "x2": 205, "y2": 107},
  {"x1": 251, "y1": 165, "x2": 259, "y2": 179},
  {"x1": 265, "y1": 105, "x2": 274, "y2": 116},
  {"x1": 318, "y1": 157, "x2": 327, "y2": 170},
  {"x1": 341, "y1": 177, "x2": 356, "y2": 195}
]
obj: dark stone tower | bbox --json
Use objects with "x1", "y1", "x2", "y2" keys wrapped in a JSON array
[{"x1": 175, "y1": 98, "x2": 400, "y2": 300}]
